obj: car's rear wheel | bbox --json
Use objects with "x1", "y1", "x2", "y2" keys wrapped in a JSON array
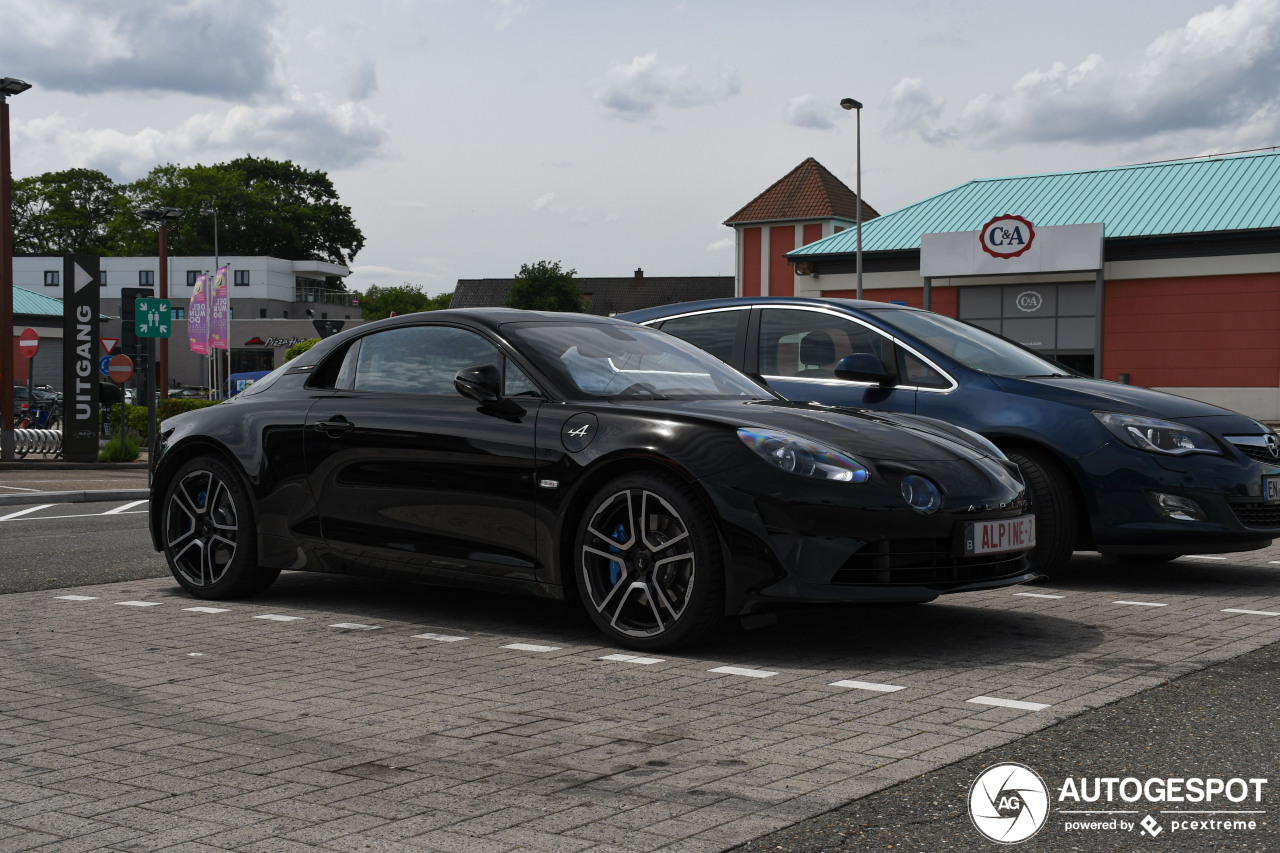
[
  {"x1": 1005, "y1": 447, "x2": 1077, "y2": 577},
  {"x1": 162, "y1": 456, "x2": 280, "y2": 599},
  {"x1": 575, "y1": 471, "x2": 723, "y2": 651}
]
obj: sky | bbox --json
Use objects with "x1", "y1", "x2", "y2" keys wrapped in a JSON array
[{"x1": 4, "y1": 0, "x2": 1280, "y2": 296}]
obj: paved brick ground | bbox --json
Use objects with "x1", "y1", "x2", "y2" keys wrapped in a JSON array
[{"x1": 3, "y1": 546, "x2": 1280, "y2": 852}]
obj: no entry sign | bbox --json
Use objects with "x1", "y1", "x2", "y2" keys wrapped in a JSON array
[
  {"x1": 107, "y1": 353, "x2": 135, "y2": 385},
  {"x1": 18, "y1": 328, "x2": 39, "y2": 359}
]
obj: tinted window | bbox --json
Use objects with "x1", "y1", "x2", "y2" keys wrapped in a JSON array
[
  {"x1": 351, "y1": 326, "x2": 500, "y2": 395},
  {"x1": 759, "y1": 308, "x2": 890, "y2": 379},
  {"x1": 868, "y1": 308, "x2": 1070, "y2": 377},
  {"x1": 657, "y1": 311, "x2": 741, "y2": 364}
]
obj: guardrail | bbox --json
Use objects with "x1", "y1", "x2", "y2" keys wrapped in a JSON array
[{"x1": 14, "y1": 428, "x2": 63, "y2": 459}]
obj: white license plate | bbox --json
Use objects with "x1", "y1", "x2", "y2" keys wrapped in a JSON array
[
  {"x1": 1265, "y1": 476, "x2": 1280, "y2": 503},
  {"x1": 963, "y1": 515, "x2": 1036, "y2": 556}
]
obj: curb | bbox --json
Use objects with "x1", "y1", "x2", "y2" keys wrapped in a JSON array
[
  {"x1": 0, "y1": 489, "x2": 150, "y2": 508},
  {"x1": 0, "y1": 462, "x2": 148, "y2": 471}
]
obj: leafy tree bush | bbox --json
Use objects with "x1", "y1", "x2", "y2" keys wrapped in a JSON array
[
  {"x1": 99, "y1": 432, "x2": 141, "y2": 462},
  {"x1": 108, "y1": 399, "x2": 218, "y2": 440},
  {"x1": 286, "y1": 338, "x2": 321, "y2": 361},
  {"x1": 506, "y1": 261, "x2": 583, "y2": 312},
  {"x1": 357, "y1": 284, "x2": 452, "y2": 320}
]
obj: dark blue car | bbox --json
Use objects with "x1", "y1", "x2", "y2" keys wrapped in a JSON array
[{"x1": 621, "y1": 297, "x2": 1280, "y2": 574}]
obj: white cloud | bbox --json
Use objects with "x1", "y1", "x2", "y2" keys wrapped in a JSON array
[
  {"x1": 784, "y1": 94, "x2": 838, "y2": 131},
  {"x1": 487, "y1": 0, "x2": 531, "y2": 29},
  {"x1": 706, "y1": 237, "x2": 734, "y2": 251},
  {"x1": 597, "y1": 52, "x2": 741, "y2": 119},
  {"x1": 888, "y1": 0, "x2": 1280, "y2": 148},
  {"x1": 529, "y1": 192, "x2": 557, "y2": 211}
]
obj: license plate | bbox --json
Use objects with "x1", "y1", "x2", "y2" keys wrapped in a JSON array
[
  {"x1": 963, "y1": 515, "x2": 1036, "y2": 556},
  {"x1": 1265, "y1": 476, "x2": 1280, "y2": 503}
]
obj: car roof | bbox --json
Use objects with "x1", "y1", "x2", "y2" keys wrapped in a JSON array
[{"x1": 617, "y1": 296, "x2": 927, "y2": 323}]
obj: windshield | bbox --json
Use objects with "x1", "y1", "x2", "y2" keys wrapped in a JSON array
[
  {"x1": 867, "y1": 308, "x2": 1072, "y2": 377},
  {"x1": 505, "y1": 321, "x2": 772, "y2": 401}
]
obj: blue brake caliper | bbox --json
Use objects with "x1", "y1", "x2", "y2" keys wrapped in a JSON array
[{"x1": 608, "y1": 522, "x2": 626, "y2": 585}]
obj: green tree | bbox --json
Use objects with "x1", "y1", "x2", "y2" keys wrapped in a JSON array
[
  {"x1": 358, "y1": 284, "x2": 452, "y2": 320},
  {"x1": 11, "y1": 168, "x2": 123, "y2": 255},
  {"x1": 505, "y1": 261, "x2": 582, "y2": 312}
]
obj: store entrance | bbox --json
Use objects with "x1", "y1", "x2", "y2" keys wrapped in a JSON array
[{"x1": 957, "y1": 282, "x2": 1098, "y2": 377}]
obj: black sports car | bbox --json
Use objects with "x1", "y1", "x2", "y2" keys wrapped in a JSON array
[{"x1": 149, "y1": 309, "x2": 1038, "y2": 649}]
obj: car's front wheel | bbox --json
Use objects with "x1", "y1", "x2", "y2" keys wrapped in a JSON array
[
  {"x1": 162, "y1": 456, "x2": 280, "y2": 599},
  {"x1": 1005, "y1": 447, "x2": 1077, "y2": 577},
  {"x1": 575, "y1": 471, "x2": 723, "y2": 650}
]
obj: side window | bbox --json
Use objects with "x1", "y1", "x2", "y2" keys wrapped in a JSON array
[
  {"x1": 901, "y1": 350, "x2": 950, "y2": 389},
  {"x1": 504, "y1": 359, "x2": 542, "y2": 397},
  {"x1": 758, "y1": 309, "x2": 890, "y2": 379},
  {"x1": 351, "y1": 326, "x2": 499, "y2": 395},
  {"x1": 656, "y1": 311, "x2": 742, "y2": 365}
]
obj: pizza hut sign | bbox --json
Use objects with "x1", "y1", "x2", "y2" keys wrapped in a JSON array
[
  {"x1": 244, "y1": 336, "x2": 309, "y2": 347},
  {"x1": 980, "y1": 214, "x2": 1035, "y2": 259}
]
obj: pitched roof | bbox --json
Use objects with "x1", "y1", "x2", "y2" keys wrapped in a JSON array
[
  {"x1": 452, "y1": 274, "x2": 733, "y2": 316},
  {"x1": 791, "y1": 149, "x2": 1280, "y2": 257},
  {"x1": 13, "y1": 286, "x2": 68, "y2": 317},
  {"x1": 724, "y1": 157, "x2": 879, "y2": 226}
]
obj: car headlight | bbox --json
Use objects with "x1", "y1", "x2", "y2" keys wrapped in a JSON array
[
  {"x1": 1093, "y1": 412, "x2": 1221, "y2": 456},
  {"x1": 736, "y1": 428, "x2": 869, "y2": 482}
]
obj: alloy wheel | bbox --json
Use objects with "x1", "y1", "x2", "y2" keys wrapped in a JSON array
[{"x1": 165, "y1": 468, "x2": 240, "y2": 588}]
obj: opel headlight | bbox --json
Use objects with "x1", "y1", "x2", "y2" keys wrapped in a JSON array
[
  {"x1": 1093, "y1": 412, "x2": 1220, "y2": 456},
  {"x1": 736, "y1": 428, "x2": 870, "y2": 482}
]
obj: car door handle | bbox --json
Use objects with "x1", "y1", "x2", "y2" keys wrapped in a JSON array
[{"x1": 314, "y1": 416, "x2": 354, "y2": 436}]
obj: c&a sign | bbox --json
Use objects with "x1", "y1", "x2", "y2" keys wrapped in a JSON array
[{"x1": 980, "y1": 215, "x2": 1036, "y2": 259}]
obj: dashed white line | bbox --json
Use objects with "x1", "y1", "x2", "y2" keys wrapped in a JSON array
[
  {"x1": 329, "y1": 623, "x2": 381, "y2": 631},
  {"x1": 183, "y1": 606, "x2": 230, "y2": 614},
  {"x1": 254, "y1": 614, "x2": 304, "y2": 622},
  {"x1": 503, "y1": 642, "x2": 560, "y2": 652},
  {"x1": 600, "y1": 653, "x2": 664, "y2": 665},
  {"x1": 115, "y1": 601, "x2": 161, "y2": 607},
  {"x1": 1183, "y1": 555, "x2": 1228, "y2": 561},
  {"x1": 413, "y1": 632, "x2": 468, "y2": 642},
  {"x1": 103, "y1": 499, "x2": 149, "y2": 514},
  {"x1": 830, "y1": 679, "x2": 906, "y2": 693},
  {"x1": 1221, "y1": 608, "x2": 1280, "y2": 617},
  {"x1": 55, "y1": 595, "x2": 98, "y2": 601},
  {"x1": 1014, "y1": 592, "x2": 1065, "y2": 599},
  {"x1": 0, "y1": 504, "x2": 55, "y2": 520},
  {"x1": 1113, "y1": 600, "x2": 1169, "y2": 608},
  {"x1": 968, "y1": 696, "x2": 1051, "y2": 712},
  {"x1": 709, "y1": 665, "x2": 777, "y2": 679}
]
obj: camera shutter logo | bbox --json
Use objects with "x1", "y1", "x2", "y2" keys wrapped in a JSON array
[{"x1": 968, "y1": 762, "x2": 1050, "y2": 843}]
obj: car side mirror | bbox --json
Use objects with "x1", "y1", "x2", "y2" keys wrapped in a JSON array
[
  {"x1": 834, "y1": 353, "x2": 898, "y2": 387},
  {"x1": 455, "y1": 364, "x2": 503, "y2": 403}
]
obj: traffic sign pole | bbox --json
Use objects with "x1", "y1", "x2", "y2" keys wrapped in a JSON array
[
  {"x1": 19, "y1": 328, "x2": 39, "y2": 427},
  {"x1": 108, "y1": 354, "x2": 134, "y2": 452}
]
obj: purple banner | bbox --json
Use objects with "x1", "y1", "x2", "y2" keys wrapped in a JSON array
[
  {"x1": 209, "y1": 265, "x2": 229, "y2": 351},
  {"x1": 188, "y1": 273, "x2": 209, "y2": 355}
]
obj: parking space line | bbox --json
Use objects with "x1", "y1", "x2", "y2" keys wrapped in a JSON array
[
  {"x1": 329, "y1": 623, "x2": 381, "y2": 630},
  {"x1": 1221, "y1": 608, "x2": 1280, "y2": 617},
  {"x1": 183, "y1": 606, "x2": 230, "y2": 614},
  {"x1": 115, "y1": 601, "x2": 162, "y2": 607},
  {"x1": 830, "y1": 679, "x2": 906, "y2": 693},
  {"x1": 254, "y1": 614, "x2": 304, "y2": 622},
  {"x1": 1183, "y1": 555, "x2": 1228, "y2": 561},
  {"x1": 0, "y1": 504, "x2": 55, "y2": 520},
  {"x1": 103, "y1": 499, "x2": 149, "y2": 514},
  {"x1": 502, "y1": 642, "x2": 560, "y2": 652},
  {"x1": 1014, "y1": 592, "x2": 1065, "y2": 599},
  {"x1": 968, "y1": 696, "x2": 1050, "y2": 712},
  {"x1": 709, "y1": 665, "x2": 777, "y2": 678},
  {"x1": 1113, "y1": 600, "x2": 1169, "y2": 607},
  {"x1": 54, "y1": 595, "x2": 98, "y2": 601},
  {"x1": 413, "y1": 633, "x2": 468, "y2": 642},
  {"x1": 600, "y1": 653, "x2": 664, "y2": 665}
]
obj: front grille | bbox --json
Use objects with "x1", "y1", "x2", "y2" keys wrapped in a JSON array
[
  {"x1": 1232, "y1": 502, "x2": 1280, "y2": 529},
  {"x1": 1228, "y1": 437, "x2": 1280, "y2": 464},
  {"x1": 830, "y1": 537, "x2": 1027, "y2": 587}
]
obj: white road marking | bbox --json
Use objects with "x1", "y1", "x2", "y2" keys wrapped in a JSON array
[
  {"x1": 187, "y1": 653, "x2": 204, "y2": 657},
  {"x1": 183, "y1": 606, "x2": 230, "y2": 614},
  {"x1": 1268, "y1": 561, "x2": 1280, "y2": 565},
  {"x1": 1183, "y1": 555, "x2": 1228, "y2": 561},
  {"x1": 1112, "y1": 600, "x2": 1169, "y2": 607},
  {"x1": 0, "y1": 504, "x2": 55, "y2": 520},
  {"x1": 329, "y1": 623, "x2": 381, "y2": 631},
  {"x1": 502, "y1": 642, "x2": 560, "y2": 652},
  {"x1": 0, "y1": 485, "x2": 40, "y2": 492},
  {"x1": 709, "y1": 665, "x2": 777, "y2": 679},
  {"x1": 413, "y1": 632, "x2": 468, "y2": 642},
  {"x1": 254, "y1": 614, "x2": 303, "y2": 622},
  {"x1": 1221, "y1": 608, "x2": 1280, "y2": 617},
  {"x1": 830, "y1": 679, "x2": 907, "y2": 693},
  {"x1": 600, "y1": 653, "x2": 664, "y2": 665},
  {"x1": 2, "y1": 509, "x2": 149, "y2": 521},
  {"x1": 1014, "y1": 592, "x2": 1065, "y2": 599},
  {"x1": 968, "y1": 696, "x2": 1050, "y2": 712},
  {"x1": 116, "y1": 601, "x2": 161, "y2": 607},
  {"x1": 104, "y1": 499, "x2": 149, "y2": 514},
  {"x1": 55, "y1": 595, "x2": 98, "y2": 601}
]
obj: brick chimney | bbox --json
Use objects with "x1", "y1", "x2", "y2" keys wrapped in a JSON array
[{"x1": 634, "y1": 268, "x2": 644, "y2": 279}]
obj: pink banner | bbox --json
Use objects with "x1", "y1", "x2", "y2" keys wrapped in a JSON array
[
  {"x1": 209, "y1": 265, "x2": 229, "y2": 351},
  {"x1": 188, "y1": 273, "x2": 209, "y2": 355}
]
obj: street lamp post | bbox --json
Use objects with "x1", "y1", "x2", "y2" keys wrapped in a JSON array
[
  {"x1": 137, "y1": 207, "x2": 184, "y2": 400},
  {"x1": 839, "y1": 97, "x2": 864, "y2": 299},
  {"x1": 1, "y1": 76, "x2": 32, "y2": 462}
]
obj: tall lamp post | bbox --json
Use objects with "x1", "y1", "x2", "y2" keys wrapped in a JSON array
[
  {"x1": 137, "y1": 207, "x2": 184, "y2": 400},
  {"x1": 839, "y1": 97, "x2": 864, "y2": 299},
  {"x1": 1, "y1": 76, "x2": 32, "y2": 462}
]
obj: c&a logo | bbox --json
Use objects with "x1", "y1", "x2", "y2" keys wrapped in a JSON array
[{"x1": 969, "y1": 762, "x2": 1051, "y2": 844}]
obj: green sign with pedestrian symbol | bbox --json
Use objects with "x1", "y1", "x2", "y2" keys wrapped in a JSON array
[{"x1": 135, "y1": 298, "x2": 172, "y2": 338}]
